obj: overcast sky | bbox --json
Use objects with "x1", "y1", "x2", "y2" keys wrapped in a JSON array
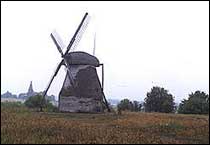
[{"x1": 1, "y1": 1, "x2": 209, "y2": 103}]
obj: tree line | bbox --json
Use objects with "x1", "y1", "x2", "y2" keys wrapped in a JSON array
[
  {"x1": 22, "y1": 86, "x2": 208, "y2": 115},
  {"x1": 117, "y1": 86, "x2": 209, "y2": 115}
]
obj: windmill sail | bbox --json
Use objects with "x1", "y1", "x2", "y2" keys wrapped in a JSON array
[
  {"x1": 51, "y1": 30, "x2": 65, "y2": 50},
  {"x1": 93, "y1": 32, "x2": 96, "y2": 56},
  {"x1": 50, "y1": 32, "x2": 64, "y2": 56},
  {"x1": 71, "y1": 15, "x2": 90, "y2": 52},
  {"x1": 43, "y1": 60, "x2": 63, "y2": 98},
  {"x1": 65, "y1": 12, "x2": 89, "y2": 55}
]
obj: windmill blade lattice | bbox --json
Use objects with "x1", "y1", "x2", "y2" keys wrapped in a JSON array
[
  {"x1": 50, "y1": 33, "x2": 64, "y2": 56},
  {"x1": 51, "y1": 30, "x2": 66, "y2": 50},
  {"x1": 70, "y1": 15, "x2": 90, "y2": 52}
]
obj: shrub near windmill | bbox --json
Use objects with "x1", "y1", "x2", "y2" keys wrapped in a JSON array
[{"x1": 42, "y1": 13, "x2": 110, "y2": 113}]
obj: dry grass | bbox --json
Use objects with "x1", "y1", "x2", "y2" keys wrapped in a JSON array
[{"x1": 1, "y1": 104, "x2": 209, "y2": 144}]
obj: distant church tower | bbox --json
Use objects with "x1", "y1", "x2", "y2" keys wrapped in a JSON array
[{"x1": 27, "y1": 81, "x2": 35, "y2": 96}]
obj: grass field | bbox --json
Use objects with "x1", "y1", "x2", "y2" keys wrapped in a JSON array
[{"x1": 1, "y1": 103, "x2": 209, "y2": 144}]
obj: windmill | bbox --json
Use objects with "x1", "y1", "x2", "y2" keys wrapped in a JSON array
[{"x1": 43, "y1": 12, "x2": 110, "y2": 113}]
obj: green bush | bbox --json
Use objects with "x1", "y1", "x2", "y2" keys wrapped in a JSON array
[
  {"x1": 117, "y1": 99, "x2": 142, "y2": 112},
  {"x1": 25, "y1": 95, "x2": 44, "y2": 111},
  {"x1": 24, "y1": 95, "x2": 58, "y2": 112},
  {"x1": 178, "y1": 91, "x2": 209, "y2": 114},
  {"x1": 45, "y1": 102, "x2": 59, "y2": 112},
  {"x1": 1, "y1": 101, "x2": 24, "y2": 108},
  {"x1": 117, "y1": 99, "x2": 133, "y2": 111}
]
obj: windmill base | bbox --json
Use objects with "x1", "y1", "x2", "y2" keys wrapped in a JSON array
[
  {"x1": 59, "y1": 96, "x2": 104, "y2": 113},
  {"x1": 58, "y1": 65, "x2": 104, "y2": 113}
]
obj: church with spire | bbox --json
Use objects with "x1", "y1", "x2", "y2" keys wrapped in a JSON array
[
  {"x1": 27, "y1": 81, "x2": 36, "y2": 97},
  {"x1": 18, "y1": 81, "x2": 56, "y2": 102},
  {"x1": 18, "y1": 81, "x2": 37, "y2": 99}
]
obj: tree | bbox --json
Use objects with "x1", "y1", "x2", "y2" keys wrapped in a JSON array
[
  {"x1": 178, "y1": 91, "x2": 209, "y2": 114},
  {"x1": 144, "y1": 86, "x2": 175, "y2": 113},
  {"x1": 117, "y1": 99, "x2": 133, "y2": 111},
  {"x1": 24, "y1": 95, "x2": 53, "y2": 111},
  {"x1": 117, "y1": 99, "x2": 142, "y2": 112}
]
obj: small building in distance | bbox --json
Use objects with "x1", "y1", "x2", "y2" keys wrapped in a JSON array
[
  {"x1": 1, "y1": 81, "x2": 57, "y2": 106},
  {"x1": 1, "y1": 91, "x2": 17, "y2": 99}
]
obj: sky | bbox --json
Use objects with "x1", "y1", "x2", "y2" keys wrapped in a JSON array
[{"x1": 1, "y1": 1, "x2": 209, "y2": 103}]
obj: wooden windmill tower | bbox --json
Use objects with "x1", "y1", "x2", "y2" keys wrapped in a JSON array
[{"x1": 43, "y1": 13, "x2": 110, "y2": 113}]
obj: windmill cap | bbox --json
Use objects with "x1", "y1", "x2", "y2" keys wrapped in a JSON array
[{"x1": 64, "y1": 51, "x2": 100, "y2": 67}]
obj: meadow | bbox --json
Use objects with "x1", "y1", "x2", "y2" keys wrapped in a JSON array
[{"x1": 1, "y1": 102, "x2": 209, "y2": 144}]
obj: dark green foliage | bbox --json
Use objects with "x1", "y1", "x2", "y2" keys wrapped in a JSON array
[
  {"x1": 117, "y1": 99, "x2": 142, "y2": 112},
  {"x1": 1, "y1": 101, "x2": 24, "y2": 108},
  {"x1": 144, "y1": 86, "x2": 175, "y2": 113},
  {"x1": 117, "y1": 99, "x2": 132, "y2": 111},
  {"x1": 25, "y1": 95, "x2": 44, "y2": 111},
  {"x1": 178, "y1": 91, "x2": 209, "y2": 114},
  {"x1": 45, "y1": 102, "x2": 59, "y2": 112},
  {"x1": 24, "y1": 95, "x2": 57, "y2": 112}
]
